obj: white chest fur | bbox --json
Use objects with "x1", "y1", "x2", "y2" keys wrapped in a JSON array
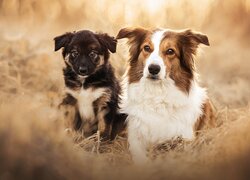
[
  {"x1": 66, "y1": 87, "x2": 107, "y2": 122},
  {"x1": 123, "y1": 78, "x2": 207, "y2": 163}
]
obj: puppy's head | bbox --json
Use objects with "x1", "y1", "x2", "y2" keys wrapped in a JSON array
[
  {"x1": 54, "y1": 30, "x2": 117, "y2": 77},
  {"x1": 117, "y1": 27, "x2": 209, "y2": 92}
]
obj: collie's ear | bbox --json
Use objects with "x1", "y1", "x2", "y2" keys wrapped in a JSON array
[
  {"x1": 96, "y1": 33, "x2": 117, "y2": 53},
  {"x1": 116, "y1": 27, "x2": 147, "y2": 40},
  {"x1": 54, "y1": 32, "x2": 73, "y2": 51},
  {"x1": 178, "y1": 29, "x2": 210, "y2": 79},
  {"x1": 116, "y1": 27, "x2": 148, "y2": 58},
  {"x1": 116, "y1": 27, "x2": 133, "y2": 39},
  {"x1": 183, "y1": 29, "x2": 210, "y2": 46}
]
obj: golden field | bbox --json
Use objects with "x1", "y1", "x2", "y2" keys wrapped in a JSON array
[{"x1": 0, "y1": 0, "x2": 250, "y2": 179}]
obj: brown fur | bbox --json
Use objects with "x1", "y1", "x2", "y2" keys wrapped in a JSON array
[
  {"x1": 194, "y1": 100, "x2": 216, "y2": 135},
  {"x1": 159, "y1": 31, "x2": 194, "y2": 93},
  {"x1": 117, "y1": 27, "x2": 152, "y2": 83},
  {"x1": 160, "y1": 30, "x2": 209, "y2": 93}
]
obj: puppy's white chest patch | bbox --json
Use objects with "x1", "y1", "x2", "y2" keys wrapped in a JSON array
[{"x1": 66, "y1": 87, "x2": 107, "y2": 122}]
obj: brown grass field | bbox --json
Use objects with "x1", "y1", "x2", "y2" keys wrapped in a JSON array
[{"x1": 0, "y1": 0, "x2": 250, "y2": 179}]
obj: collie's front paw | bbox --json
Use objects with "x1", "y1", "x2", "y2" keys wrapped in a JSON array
[
  {"x1": 132, "y1": 153, "x2": 148, "y2": 165},
  {"x1": 129, "y1": 139, "x2": 148, "y2": 165}
]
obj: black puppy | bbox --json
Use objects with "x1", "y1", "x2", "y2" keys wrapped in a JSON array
[{"x1": 54, "y1": 30, "x2": 126, "y2": 140}]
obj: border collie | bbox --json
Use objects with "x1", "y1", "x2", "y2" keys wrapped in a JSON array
[
  {"x1": 54, "y1": 30, "x2": 126, "y2": 140},
  {"x1": 117, "y1": 27, "x2": 215, "y2": 163}
]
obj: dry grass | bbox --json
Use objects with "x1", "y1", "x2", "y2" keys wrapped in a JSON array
[{"x1": 0, "y1": 0, "x2": 250, "y2": 179}]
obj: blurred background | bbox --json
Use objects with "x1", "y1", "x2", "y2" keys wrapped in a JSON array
[
  {"x1": 0, "y1": 0, "x2": 250, "y2": 179},
  {"x1": 0, "y1": 0, "x2": 250, "y2": 106}
]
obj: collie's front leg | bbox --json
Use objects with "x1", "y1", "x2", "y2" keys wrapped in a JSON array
[{"x1": 128, "y1": 126, "x2": 148, "y2": 165}]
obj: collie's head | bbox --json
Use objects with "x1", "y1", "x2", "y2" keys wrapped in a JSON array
[{"x1": 116, "y1": 27, "x2": 209, "y2": 93}]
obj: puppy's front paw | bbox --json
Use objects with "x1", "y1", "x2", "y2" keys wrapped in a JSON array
[
  {"x1": 99, "y1": 130, "x2": 110, "y2": 141},
  {"x1": 98, "y1": 119, "x2": 111, "y2": 141}
]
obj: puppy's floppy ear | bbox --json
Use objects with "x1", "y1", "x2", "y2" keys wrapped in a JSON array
[
  {"x1": 182, "y1": 29, "x2": 210, "y2": 46},
  {"x1": 54, "y1": 32, "x2": 73, "y2": 51},
  {"x1": 96, "y1": 33, "x2": 117, "y2": 53}
]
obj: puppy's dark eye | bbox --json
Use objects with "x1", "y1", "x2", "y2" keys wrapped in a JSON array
[
  {"x1": 89, "y1": 51, "x2": 99, "y2": 63},
  {"x1": 143, "y1": 45, "x2": 151, "y2": 52},
  {"x1": 166, "y1": 48, "x2": 175, "y2": 56},
  {"x1": 71, "y1": 51, "x2": 79, "y2": 58},
  {"x1": 89, "y1": 51, "x2": 98, "y2": 58}
]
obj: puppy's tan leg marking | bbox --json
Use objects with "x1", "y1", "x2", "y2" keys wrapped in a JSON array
[
  {"x1": 97, "y1": 108, "x2": 111, "y2": 139},
  {"x1": 93, "y1": 91, "x2": 111, "y2": 140}
]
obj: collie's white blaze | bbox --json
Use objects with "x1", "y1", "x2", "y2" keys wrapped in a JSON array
[
  {"x1": 143, "y1": 30, "x2": 167, "y2": 80},
  {"x1": 66, "y1": 87, "x2": 107, "y2": 123}
]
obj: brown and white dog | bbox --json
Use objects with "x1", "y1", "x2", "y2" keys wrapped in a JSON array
[{"x1": 117, "y1": 27, "x2": 215, "y2": 163}]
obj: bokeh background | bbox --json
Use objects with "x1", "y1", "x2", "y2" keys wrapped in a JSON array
[{"x1": 0, "y1": 0, "x2": 250, "y2": 179}]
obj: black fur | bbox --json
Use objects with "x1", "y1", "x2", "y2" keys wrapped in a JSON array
[{"x1": 55, "y1": 30, "x2": 126, "y2": 140}]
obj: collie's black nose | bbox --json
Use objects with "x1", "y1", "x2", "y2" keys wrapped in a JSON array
[
  {"x1": 78, "y1": 67, "x2": 88, "y2": 75},
  {"x1": 148, "y1": 64, "x2": 161, "y2": 75}
]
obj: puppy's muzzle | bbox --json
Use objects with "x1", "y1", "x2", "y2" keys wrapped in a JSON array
[{"x1": 78, "y1": 66, "x2": 88, "y2": 76}]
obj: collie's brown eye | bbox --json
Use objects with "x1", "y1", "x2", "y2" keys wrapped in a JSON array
[
  {"x1": 166, "y1": 48, "x2": 175, "y2": 56},
  {"x1": 143, "y1": 45, "x2": 151, "y2": 52},
  {"x1": 71, "y1": 51, "x2": 79, "y2": 58}
]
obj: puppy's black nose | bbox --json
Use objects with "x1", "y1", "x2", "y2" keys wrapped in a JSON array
[
  {"x1": 78, "y1": 67, "x2": 88, "y2": 75},
  {"x1": 148, "y1": 64, "x2": 161, "y2": 75}
]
